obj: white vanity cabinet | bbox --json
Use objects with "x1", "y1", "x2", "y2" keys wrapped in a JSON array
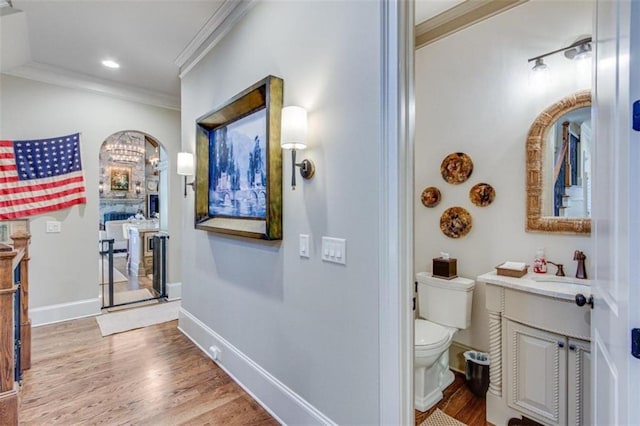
[
  {"x1": 479, "y1": 272, "x2": 592, "y2": 426},
  {"x1": 505, "y1": 320, "x2": 591, "y2": 425}
]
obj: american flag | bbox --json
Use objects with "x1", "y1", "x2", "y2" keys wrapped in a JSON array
[{"x1": 0, "y1": 133, "x2": 86, "y2": 220}]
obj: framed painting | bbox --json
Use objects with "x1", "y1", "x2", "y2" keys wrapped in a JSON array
[
  {"x1": 194, "y1": 75, "x2": 283, "y2": 240},
  {"x1": 110, "y1": 167, "x2": 130, "y2": 191}
]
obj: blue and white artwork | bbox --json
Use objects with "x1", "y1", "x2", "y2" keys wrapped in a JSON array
[{"x1": 208, "y1": 108, "x2": 267, "y2": 218}]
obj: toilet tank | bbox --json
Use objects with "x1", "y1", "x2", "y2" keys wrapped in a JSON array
[{"x1": 416, "y1": 272, "x2": 475, "y2": 329}]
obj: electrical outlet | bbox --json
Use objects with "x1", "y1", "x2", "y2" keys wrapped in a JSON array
[{"x1": 46, "y1": 221, "x2": 61, "y2": 233}]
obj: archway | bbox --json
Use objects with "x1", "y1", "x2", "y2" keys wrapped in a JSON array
[{"x1": 97, "y1": 130, "x2": 168, "y2": 308}]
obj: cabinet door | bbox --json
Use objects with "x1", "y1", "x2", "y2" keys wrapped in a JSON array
[
  {"x1": 568, "y1": 338, "x2": 591, "y2": 426},
  {"x1": 506, "y1": 320, "x2": 567, "y2": 425}
]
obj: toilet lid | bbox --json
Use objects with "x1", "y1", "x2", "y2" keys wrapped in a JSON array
[{"x1": 415, "y1": 320, "x2": 451, "y2": 349}]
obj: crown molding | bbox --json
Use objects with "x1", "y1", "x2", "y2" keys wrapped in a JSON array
[
  {"x1": 415, "y1": 0, "x2": 527, "y2": 49},
  {"x1": 3, "y1": 61, "x2": 180, "y2": 110},
  {"x1": 176, "y1": 0, "x2": 256, "y2": 79}
]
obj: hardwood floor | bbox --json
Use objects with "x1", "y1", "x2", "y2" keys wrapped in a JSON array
[
  {"x1": 19, "y1": 318, "x2": 278, "y2": 425},
  {"x1": 414, "y1": 372, "x2": 489, "y2": 426}
]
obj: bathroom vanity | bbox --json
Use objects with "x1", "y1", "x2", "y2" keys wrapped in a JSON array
[{"x1": 478, "y1": 271, "x2": 592, "y2": 426}]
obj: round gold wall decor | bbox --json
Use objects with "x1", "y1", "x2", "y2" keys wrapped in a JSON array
[
  {"x1": 469, "y1": 183, "x2": 496, "y2": 207},
  {"x1": 421, "y1": 186, "x2": 441, "y2": 208},
  {"x1": 440, "y1": 206, "x2": 473, "y2": 238},
  {"x1": 440, "y1": 152, "x2": 474, "y2": 184}
]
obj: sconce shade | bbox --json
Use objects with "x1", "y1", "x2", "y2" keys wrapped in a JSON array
[
  {"x1": 177, "y1": 152, "x2": 194, "y2": 176},
  {"x1": 281, "y1": 106, "x2": 308, "y2": 150}
]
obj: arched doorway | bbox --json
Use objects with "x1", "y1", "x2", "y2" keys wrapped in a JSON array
[{"x1": 97, "y1": 130, "x2": 167, "y2": 309}]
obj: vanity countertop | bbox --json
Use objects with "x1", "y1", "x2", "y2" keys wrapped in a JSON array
[{"x1": 478, "y1": 270, "x2": 592, "y2": 301}]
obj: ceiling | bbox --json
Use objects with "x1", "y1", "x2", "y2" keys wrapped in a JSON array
[
  {"x1": 415, "y1": 0, "x2": 464, "y2": 25},
  {"x1": 1, "y1": 1, "x2": 460, "y2": 111},
  {"x1": 2, "y1": 0, "x2": 224, "y2": 109}
]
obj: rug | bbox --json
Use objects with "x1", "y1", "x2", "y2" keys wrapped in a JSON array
[
  {"x1": 419, "y1": 409, "x2": 467, "y2": 426},
  {"x1": 96, "y1": 300, "x2": 180, "y2": 336},
  {"x1": 98, "y1": 258, "x2": 127, "y2": 284}
]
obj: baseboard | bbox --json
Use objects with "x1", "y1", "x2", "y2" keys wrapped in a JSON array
[
  {"x1": 178, "y1": 308, "x2": 336, "y2": 426},
  {"x1": 166, "y1": 282, "x2": 182, "y2": 301},
  {"x1": 30, "y1": 298, "x2": 101, "y2": 327}
]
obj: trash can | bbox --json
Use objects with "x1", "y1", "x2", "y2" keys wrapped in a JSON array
[{"x1": 463, "y1": 351, "x2": 490, "y2": 397}]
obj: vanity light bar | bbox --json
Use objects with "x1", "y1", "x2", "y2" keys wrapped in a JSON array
[{"x1": 527, "y1": 37, "x2": 592, "y2": 64}]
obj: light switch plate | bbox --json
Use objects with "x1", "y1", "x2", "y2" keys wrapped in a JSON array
[
  {"x1": 321, "y1": 237, "x2": 346, "y2": 265},
  {"x1": 46, "y1": 221, "x2": 61, "y2": 233},
  {"x1": 299, "y1": 234, "x2": 310, "y2": 258}
]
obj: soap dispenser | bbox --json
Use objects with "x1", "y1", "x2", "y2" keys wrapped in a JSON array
[{"x1": 533, "y1": 248, "x2": 547, "y2": 274}]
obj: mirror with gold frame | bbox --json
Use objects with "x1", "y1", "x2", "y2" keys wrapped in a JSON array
[{"x1": 526, "y1": 90, "x2": 591, "y2": 234}]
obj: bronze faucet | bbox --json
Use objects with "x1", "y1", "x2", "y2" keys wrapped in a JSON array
[
  {"x1": 574, "y1": 250, "x2": 587, "y2": 279},
  {"x1": 547, "y1": 261, "x2": 565, "y2": 276}
]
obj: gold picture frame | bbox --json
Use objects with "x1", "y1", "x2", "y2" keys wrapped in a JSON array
[
  {"x1": 194, "y1": 75, "x2": 283, "y2": 240},
  {"x1": 110, "y1": 167, "x2": 130, "y2": 191}
]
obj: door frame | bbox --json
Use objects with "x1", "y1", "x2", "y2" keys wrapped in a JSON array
[{"x1": 379, "y1": 1, "x2": 414, "y2": 424}]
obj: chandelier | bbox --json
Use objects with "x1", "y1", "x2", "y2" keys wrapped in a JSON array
[
  {"x1": 148, "y1": 146, "x2": 160, "y2": 168},
  {"x1": 105, "y1": 132, "x2": 146, "y2": 164}
]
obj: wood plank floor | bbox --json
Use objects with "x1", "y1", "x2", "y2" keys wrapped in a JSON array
[
  {"x1": 19, "y1": 318, "x2": 278, "y2": 425},
  {"x1": 414, "y1": 372, "x2": 489, "y2": 426}
]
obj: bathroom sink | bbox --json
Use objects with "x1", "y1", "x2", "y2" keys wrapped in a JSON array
[
  {"x1": 477, "y1": 271, "x2": 591, "y2": 301},
  {"x1": 530, "y1": 274, "x2": 588, "y2": 284}
]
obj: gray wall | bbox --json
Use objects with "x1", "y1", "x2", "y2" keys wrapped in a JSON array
[
  {"x1": 0, "y1": 74, "x2": 182, "y2": 312},
  {"x1": 179, "y1": 1, "x2": 382, "y2": 423}
]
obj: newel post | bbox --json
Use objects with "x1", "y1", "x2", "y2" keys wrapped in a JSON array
[
  {"x1": 0, "y1": 247, "x2": 18, "y2": 425},
  {"x1": 12, "y1": 230, "x2": 31, "y2": 370}
]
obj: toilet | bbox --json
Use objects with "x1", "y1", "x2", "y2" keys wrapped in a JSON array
[{"x1": 414, "y1": 272, "x2": 475, "y2": 412}]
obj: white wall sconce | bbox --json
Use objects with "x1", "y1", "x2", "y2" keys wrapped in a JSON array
[
  {"x1": 281, "y1": 106, "x2": 315, "y2": 190},
  {"x1": 177, "y1": 152, "x2": 195, "y2": 197},
  {"x1": 135, "y1": 181, "x2": 141, "y2": 196},
  {"x1": 98, "y1": 181, "x2": 104, "y2": 194}
]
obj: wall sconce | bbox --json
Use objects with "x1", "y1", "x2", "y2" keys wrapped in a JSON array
[
  {"x1": 281, "y1": 106, "x2": 315, "y2": 190},
  {"x1": 177, "y1": 152, "x2": 195, "y2": 197},
  {"x1": 135, "y1": 181, "x2": 141, "y2": 196},
  {"x1": 98, "y1": 181, "x2": 104, "y2": 194}
]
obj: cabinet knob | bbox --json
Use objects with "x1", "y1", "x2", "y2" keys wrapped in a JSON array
[
  {"x1": 569, "y1": 344, "x2": 576, "y2": 351},
  {"x1": 558, "y1": 341, "x2": 565, "y2": 348},
  {"x1": 575, "y1": 293, "x2": 594, "y2": 309}
]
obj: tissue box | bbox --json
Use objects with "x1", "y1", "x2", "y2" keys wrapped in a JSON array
[
  {"x1": 433, "y1": 258, "x2": 457, "y2": 280},
  {"x1": 496, "y1": 262, "x2": 528, "y2": 278}
]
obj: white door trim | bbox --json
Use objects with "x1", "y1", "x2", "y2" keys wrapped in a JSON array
[{"x1": 379, "y1": 1, "x2": 414, "y2": 424}]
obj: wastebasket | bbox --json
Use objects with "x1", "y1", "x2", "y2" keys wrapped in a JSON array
[{"x1": 463, "y1": 351, "x2": 490, "y2": 397}]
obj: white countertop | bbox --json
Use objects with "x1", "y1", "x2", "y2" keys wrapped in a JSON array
[{"x1": 478, "y1": 270, "x2": 592, "y2": 301}]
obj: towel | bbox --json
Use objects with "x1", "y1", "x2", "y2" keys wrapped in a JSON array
[{"x1": 499, "y1": 261, "x2": 527, "y2": 271}]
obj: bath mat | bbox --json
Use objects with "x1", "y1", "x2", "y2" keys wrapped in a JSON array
[
  {"x1": 96, "y1": 300, "x2": 180, "y2": 336},
  {"x1": 419, "y1": 409, "x2": 466, "y2": 426}
]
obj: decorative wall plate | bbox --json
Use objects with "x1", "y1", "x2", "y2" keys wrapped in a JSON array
[
  {"x1": 469, "y1": 183, "x2": 495, "y2": 207},
  {"x1": 440, "y1": 206, "x2": 473, "y2": 238},
  {"x1": 440, "y1": 152, "x2": 474, "y2": 184},
  {"x1": 421, "y1": 186, "x2": 441, "y2": 208}
]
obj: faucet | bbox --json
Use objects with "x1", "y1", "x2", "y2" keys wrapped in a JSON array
[
  {"x1": 547, "y1": 261, "x2": 565, "y2": 276},
  {"x1": 574, "y1": 250, "x2": 587, "y2": 279}
]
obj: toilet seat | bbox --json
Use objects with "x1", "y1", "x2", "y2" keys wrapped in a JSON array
[{"x1": 415, "y1": 319, "x2": 455, "y2": 352}]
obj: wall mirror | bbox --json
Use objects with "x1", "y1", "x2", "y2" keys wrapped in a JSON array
[{"x1": 526, "y1": 90, "x2": 591, "y2": 234}]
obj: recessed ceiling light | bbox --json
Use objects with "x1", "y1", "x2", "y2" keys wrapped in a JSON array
[{"x1": 101, "y1": 59, "x2": 120, "y2": 69}]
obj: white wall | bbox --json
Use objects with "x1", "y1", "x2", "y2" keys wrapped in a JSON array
[
  {"x1": 0, "y1": 75, "x2": 182, "y2": 319},
  {"x1": 415, "y1": 0, "x2": 593, "y2": 351},
  {"x1": 179, "y1": 1, "x2": 381, "y2": 424}
]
